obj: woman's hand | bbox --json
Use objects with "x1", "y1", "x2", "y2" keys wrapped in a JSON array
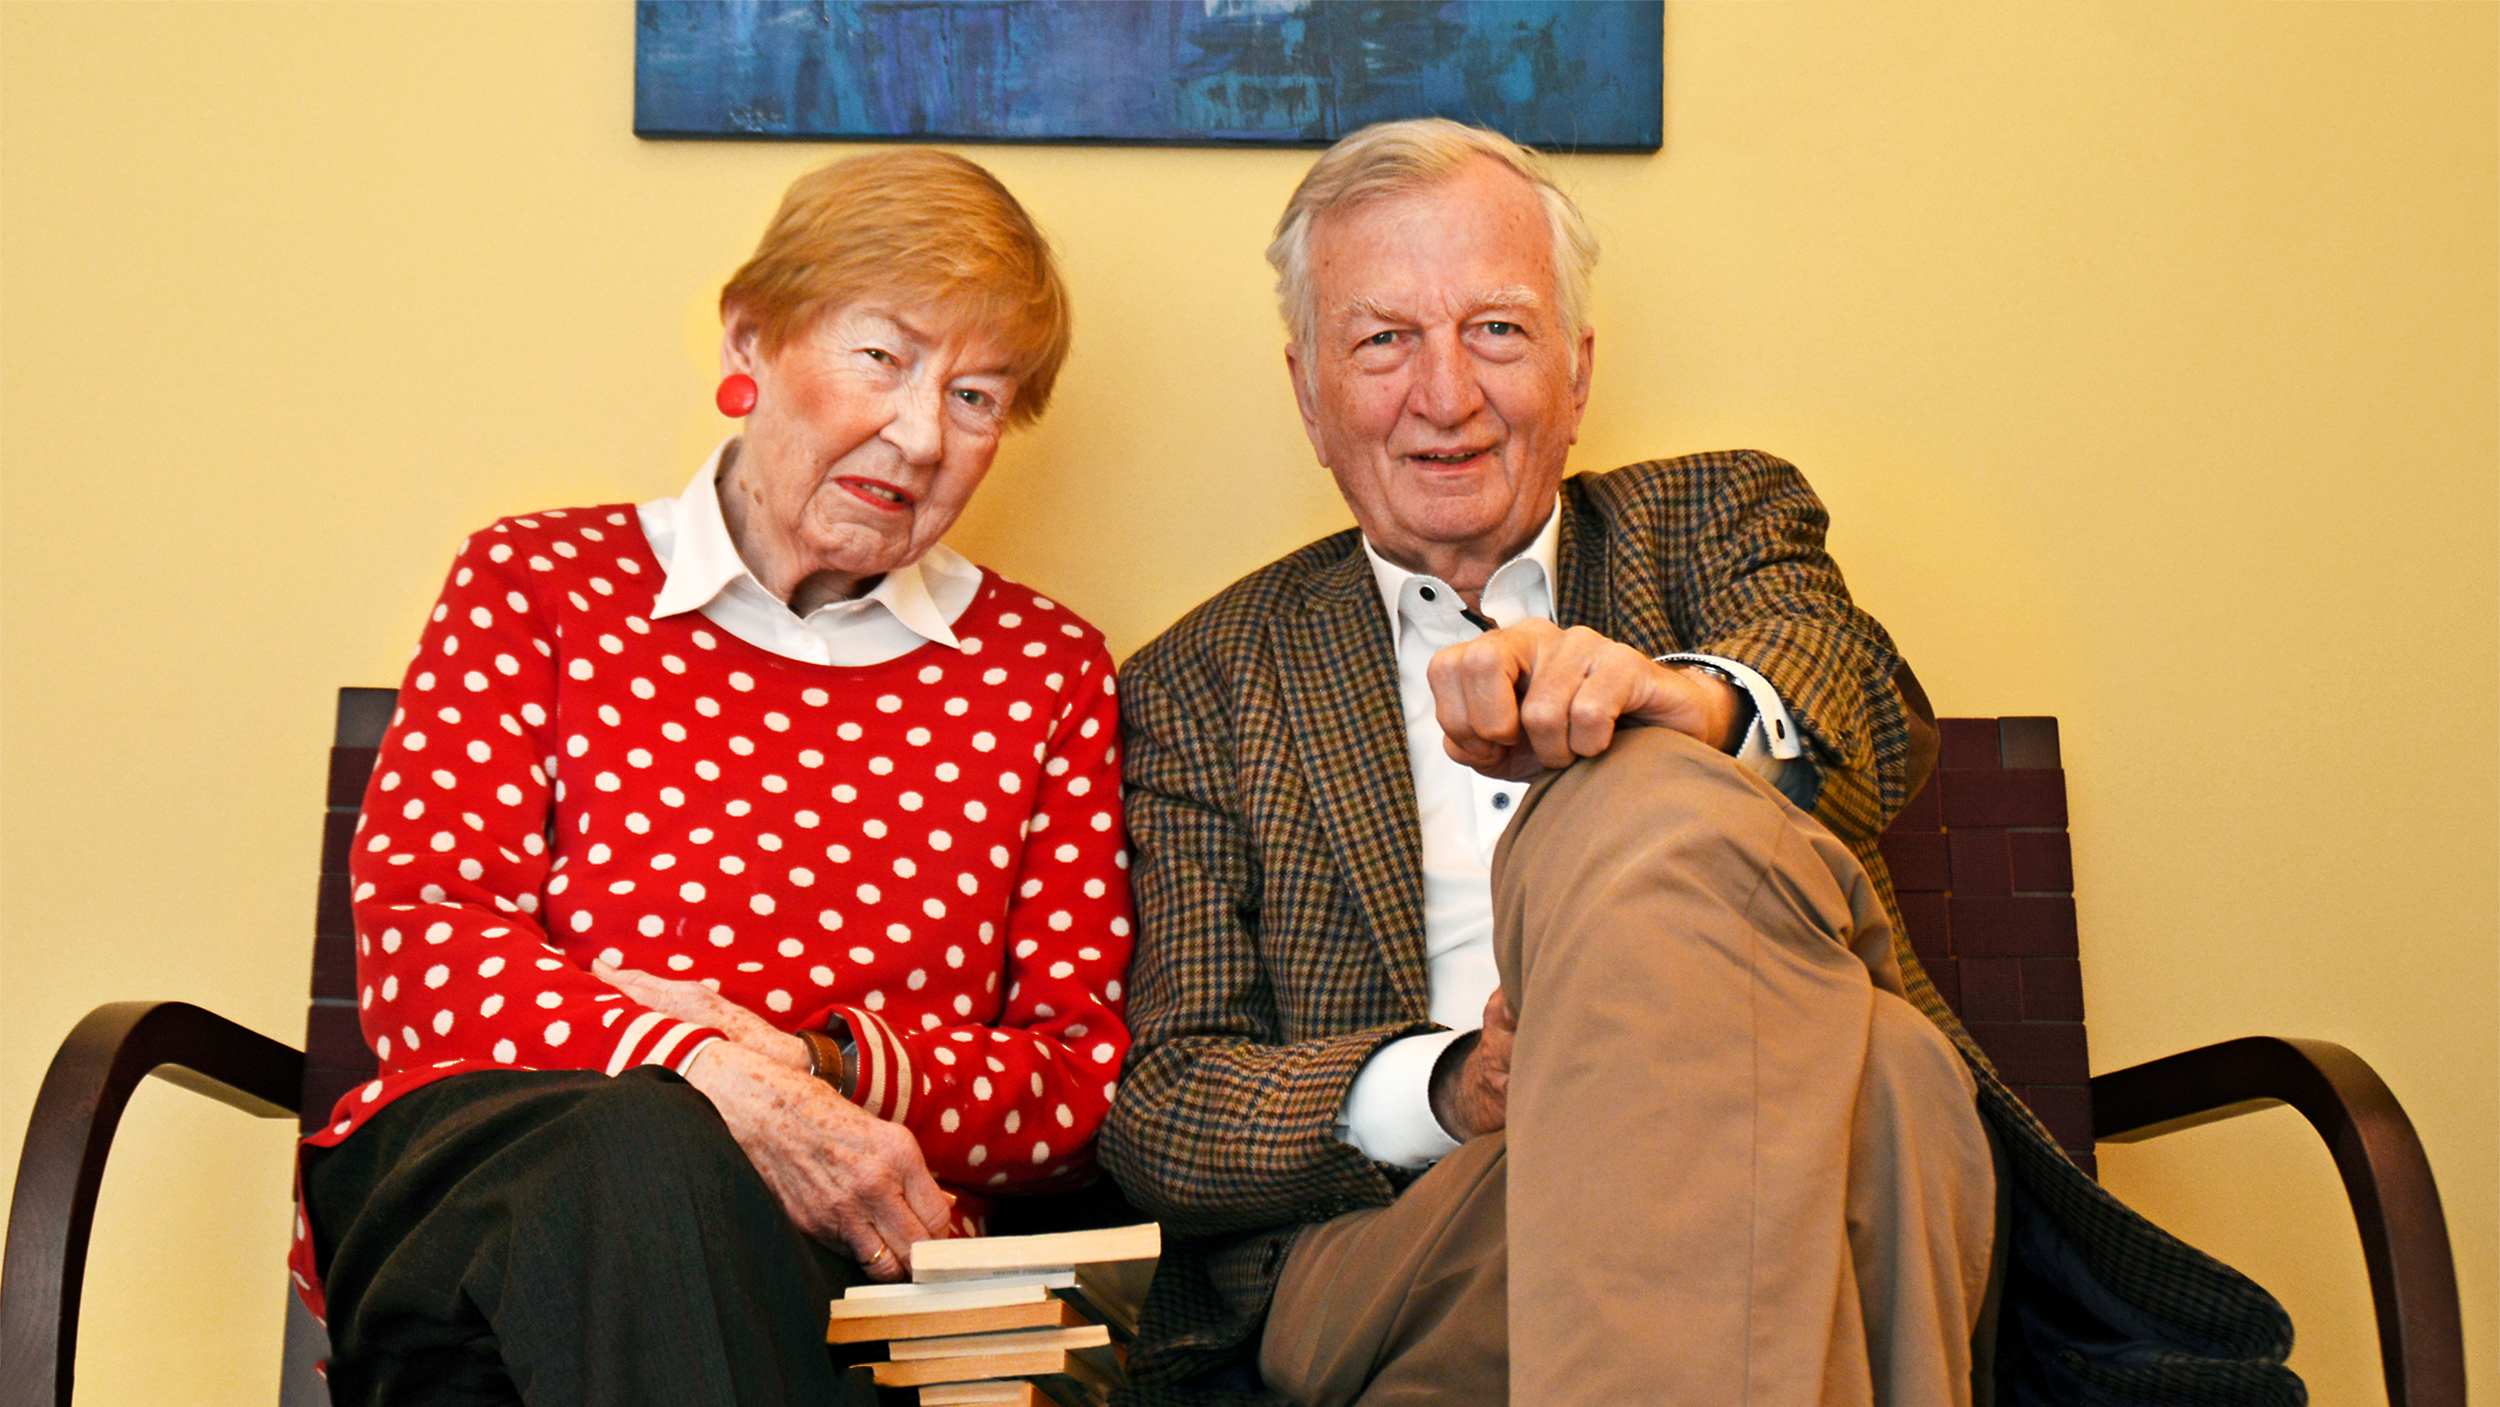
[
  {"x1": 594, "y1": 961, "x2": 809, "y2": 1072},
  {"x1": 682, "y1": 1039, "x2": 954, "y2": 1280}
]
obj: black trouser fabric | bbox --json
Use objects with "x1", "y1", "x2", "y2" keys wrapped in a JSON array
[{"x1": 303, "y1": 1066, "x2": 873, "y2": 1407}]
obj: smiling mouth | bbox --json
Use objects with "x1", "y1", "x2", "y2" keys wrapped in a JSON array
[
  {"x1": 838, "y1": 477, "x2": 915, "y2": 510},
  {"x1": 1410, "y1": 448, "x2": 1491, "y2": 467}
]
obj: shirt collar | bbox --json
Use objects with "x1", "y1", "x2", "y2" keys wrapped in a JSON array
[
  {"x1": 647, "y1": 437, "x2": 968, "y2": 650},
  {"x1": 1360, "y1": 502, "x2": 1562, "y2": 651}
]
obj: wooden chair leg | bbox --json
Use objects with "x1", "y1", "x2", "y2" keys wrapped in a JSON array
[
  {"x1": 0, "y1": 1001, "x2": 303, "y2": 1407},
  {"x1": 2092, "y1": 1035, "x2": 2463, "y2": 1407}
]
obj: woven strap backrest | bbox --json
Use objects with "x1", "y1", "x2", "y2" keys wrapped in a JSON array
[
  {"x1": 301, "y1": 688, "x2": 396, "y2": 1134},
  {"x1": 301, "y1": 696, "x2": 2100, "y2": 1170},
  {"x1": 1879, "y1": 716, "x2": 2095, "y2": 1175}
]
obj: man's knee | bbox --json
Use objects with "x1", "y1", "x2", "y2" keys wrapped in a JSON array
[{"x1": 1863, "y1": 993, "x2": 1979, "y2": 1112}]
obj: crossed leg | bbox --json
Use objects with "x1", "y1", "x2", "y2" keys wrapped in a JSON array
[{"x1": 1261, "y1": 727, "x2": 1994, "y2": 1406}]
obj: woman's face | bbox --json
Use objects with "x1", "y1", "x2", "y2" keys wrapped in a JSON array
[{"x1": 720, "y1": 299, "x2": 1022, "y2": 605}]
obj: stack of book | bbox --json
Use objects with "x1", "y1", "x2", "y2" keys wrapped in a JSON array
[{"x1": 832, "y1": 1222, "x2": 1160, "y2": 1406}]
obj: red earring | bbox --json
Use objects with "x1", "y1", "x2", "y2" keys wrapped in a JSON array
[{"x1": 715, "y1": 373, "x2": 758, "y2": 417}]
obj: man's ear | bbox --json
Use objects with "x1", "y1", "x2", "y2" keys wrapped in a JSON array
[
  {"x1": 1565, "y1": 328, "x2": 1596, "y2": 446},
  {"x1": 1284, "y1": 342, "x2": 1330, "y2": 463}
]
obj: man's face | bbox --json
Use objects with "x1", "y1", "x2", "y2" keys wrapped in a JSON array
[{"x1": 1287, "y1": 157, "x2": 1594, "y2": 584}]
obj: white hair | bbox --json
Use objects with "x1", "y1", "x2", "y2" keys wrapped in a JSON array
[{"x1": 1266, "y1": 118, "x2": 1600, "y2": 364}]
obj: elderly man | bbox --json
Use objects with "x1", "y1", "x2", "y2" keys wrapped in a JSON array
[
  {"x1": 1101, "y1": 117, "x2": 1983, "y2": 1406},
  {"x1": 1103, "y1": 119, "x2": 2300, "y2": 1407}
]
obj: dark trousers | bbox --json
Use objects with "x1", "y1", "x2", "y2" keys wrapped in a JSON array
[{"x1": 303, "y1": 1066, "x2": 874, "y2": 1407}]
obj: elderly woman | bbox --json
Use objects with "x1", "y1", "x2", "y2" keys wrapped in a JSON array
[{"x1": 288, "y1": 150, "x2": 1133, "y2": 1405}]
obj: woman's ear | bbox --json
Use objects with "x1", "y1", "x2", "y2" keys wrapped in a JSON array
[{"x1": 720, "y1": 304, "x2": 764, "y2": 376}]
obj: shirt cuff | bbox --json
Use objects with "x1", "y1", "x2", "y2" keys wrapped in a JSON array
[
  {"x1": 1335, "y1": 1030, "x2": 1466, "y2": 1168},
  {"x1": 1658, "y1": 652, "x2": 1813, "y2": 805}
]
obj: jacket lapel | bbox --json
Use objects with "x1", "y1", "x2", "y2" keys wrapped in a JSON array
[{"x1": 1274, "y1": 549, "x2": 1432, "y2": 1018}]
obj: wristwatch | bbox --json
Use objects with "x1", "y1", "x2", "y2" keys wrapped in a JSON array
[
  {"x1": 797, "y1": 1022, "x2": 859, "y2": 1101},
  {"x1": 1675, "y1": 660, "x2": 1758, "y2": 755}
]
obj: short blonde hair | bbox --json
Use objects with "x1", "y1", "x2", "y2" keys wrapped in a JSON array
[
  {"x1": 721, "y1": 149, "x2": 1071, "y2": 425},
  {"x1": 1267, "y1": 118, "x2": 1599, "y2": 364}
]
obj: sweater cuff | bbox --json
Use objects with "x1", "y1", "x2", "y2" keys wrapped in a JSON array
[
  {"x1": 828, "y1": 1004, "x2": 917, "y2": 1124},
  {"x1": 602, "y1": 1012, "x2": 725, "y2": 1077}
]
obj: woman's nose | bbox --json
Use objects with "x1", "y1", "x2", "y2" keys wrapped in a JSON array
[{"x1": 884, "y1": 381, "x2": 946, "y2": 464}]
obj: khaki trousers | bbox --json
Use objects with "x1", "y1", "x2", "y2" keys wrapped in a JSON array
[{"x1": 1261, "y1": 728, "x2": 1995, "y2": 1407}]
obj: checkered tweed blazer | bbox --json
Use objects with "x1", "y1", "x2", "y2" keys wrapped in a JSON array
[{"x1": 1103, "y1": 452, "x2": 2299, "y2": 1402}]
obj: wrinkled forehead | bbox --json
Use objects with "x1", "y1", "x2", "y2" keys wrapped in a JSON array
[{"x1": 1306, "y1": 173, "x2": 1562, "y2": 328}]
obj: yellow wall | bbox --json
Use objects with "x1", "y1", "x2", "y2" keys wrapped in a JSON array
[{"x1": 2, "y1": 3, "x2": 2489, "y2": 1402}]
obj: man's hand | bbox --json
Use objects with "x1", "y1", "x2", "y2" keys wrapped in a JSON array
[
  {"x1": 595, "y1": 960, "x2": 810, "y2": 1072},
  {"x1": 682, "y1": 1040, "x2": 953, "y2": 1281},
  {"x1": 1429, "y1": 989, "x2": 1516, "y2": 1141},
  {"x1": 1427, "y1": 619, "x2": 1742, "y2": 780}
]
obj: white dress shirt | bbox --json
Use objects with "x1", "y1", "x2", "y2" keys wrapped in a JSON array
[
  {"x1": 1334, "y1": 505, "x2": 1806, "y2": 1167},
  {"x1": 638, "y1": 439, "x2": 980, "y2": 666}
]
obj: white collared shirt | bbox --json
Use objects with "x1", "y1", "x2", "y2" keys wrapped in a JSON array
[
  {"x1": 1334, "y1": 504, "x2": 1806, "y2": 1167},
  {"x1": 637, "y1": 439, "x2": 981, "y2": 667}
]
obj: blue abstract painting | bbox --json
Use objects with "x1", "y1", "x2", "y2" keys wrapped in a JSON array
[{"x1": 635, "y1": 1, "x2": 1661, "y2": 152}]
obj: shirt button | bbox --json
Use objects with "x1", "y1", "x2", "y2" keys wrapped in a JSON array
[
  {"x1": 1491, "y1": 793, "x2": 1511, "y2": 811},
  {"x1": 1419, "y1": 586, "x2": 1437, "y2": 601}
]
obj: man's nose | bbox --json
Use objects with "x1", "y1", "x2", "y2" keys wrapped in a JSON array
[
  {"x1": 883, "y1": 379, "x2": 946, "y2": 465},
  {"x1": 1410, "y1": 332, "x2": 1485, "y2": 426}
]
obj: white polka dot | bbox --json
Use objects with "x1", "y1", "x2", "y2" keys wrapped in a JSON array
[
  {"x1": 810, "y1": 965, "x2": 834, "y2": 985},
  {"x1": 1031, "y1": 1142, "x2": 1052, "y2": 1164},
  {"x1": 709, "y1": 924, "x2": 735, "y2": 946},
  {"x1": 765, "y1": 989, "x2": 792, "y2": 1012},
  {"x1": 544, "y1": 1021, "x2": 570, "y2": 1046},
  {"x1": 750, "y1": 894, "x2": 775, "y2": 915},
  {"x1": 667, "y1": 953, "x2": 695, "y2": 971},
  {"x1": 968, "y1": 1145, "x2": 987, "y2": 1166},
  {"x1": 819, "y1": 910, "x2": 844, "y2": 931},
  {"x1": 680, "y1": 881, "x2": 705, "y2": 901},
  {"x1": 495, "y1": 1039, "x2": 517, "y2": 1063}
]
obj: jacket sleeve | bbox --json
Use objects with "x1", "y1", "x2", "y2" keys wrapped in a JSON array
[
  {"x1": 1630, "y1": 451, "x2": 1935, "y2": 845},
  {"x1": 1099, "y1": 624, "x2": 1429, "y2": 1237},
  {"x1": 808, "y1": 638, "x2": 1134, "y2": 1195}
]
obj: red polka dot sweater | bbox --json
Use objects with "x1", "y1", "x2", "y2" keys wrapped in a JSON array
[{"x1": 288, "y1": 505, "x2": 1134, "y2": 1312}]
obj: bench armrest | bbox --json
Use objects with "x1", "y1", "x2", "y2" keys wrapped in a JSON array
[
  {"x1": 1, "y1": 1001, "x2": 304, "y2": 1407},
  {"x1": 2091, "y1": 1035, "x2": 2462, "y2": 1407}
]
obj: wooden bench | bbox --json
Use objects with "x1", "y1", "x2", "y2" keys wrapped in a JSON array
[{"x1": 1, "y1": 694, "x2": 2465, "y2": 1406}]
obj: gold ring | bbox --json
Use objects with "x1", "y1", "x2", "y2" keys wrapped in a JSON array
[{"x1": 866, "y1": 1244, "x2": 893, "y2": 1265}]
